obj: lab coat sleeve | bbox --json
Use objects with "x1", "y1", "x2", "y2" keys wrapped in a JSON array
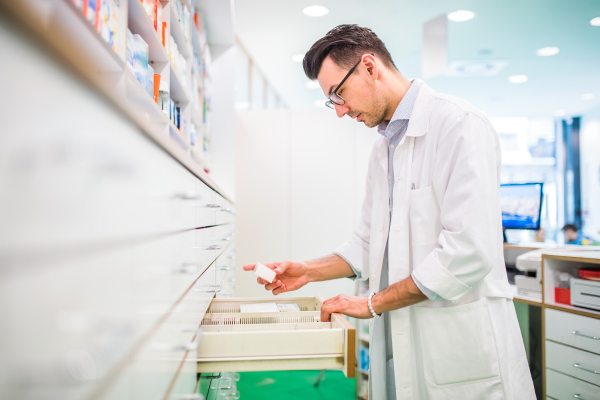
[
  {"x1": 411, "y1": 112, "x2": 500, "y2": 302},
  {"x1": 333, "y1": 146, "x2": 378, "y2": 281}
]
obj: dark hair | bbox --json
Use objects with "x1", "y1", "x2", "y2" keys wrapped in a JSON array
[
  {"x1": 562, "y1": 224, "x2": 578, "y2": 232},
  {"x1": 303, "y1": 24, "x2": 397, "y2": 80}
]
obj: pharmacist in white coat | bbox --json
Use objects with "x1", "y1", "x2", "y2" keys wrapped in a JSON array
[{"x1": 244, "y1": 25, "x2": 535, "y2": 400}]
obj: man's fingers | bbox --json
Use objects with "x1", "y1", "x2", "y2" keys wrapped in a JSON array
[
  {"x1": 242, "y1": 263, "x2": 256, "y2": 271},
  {"x1": 257, "y1": 277, "x2": 267, "y2": 285},
  {"x1": 265, "y1": 280, "x2": 282, "y2": 291},
  {"x1": 272, "y1": 283, "x2": 287, "y2": 296}
]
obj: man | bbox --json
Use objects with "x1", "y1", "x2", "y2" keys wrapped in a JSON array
[
  {"x1": 562, "y1": 223, "x2": 598, "y2": 245},
  {"x1": 243, "y1": 25, "x2": 535, "y2": 400}
]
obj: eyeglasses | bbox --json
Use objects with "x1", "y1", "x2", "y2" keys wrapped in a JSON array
[{"x1": 325, "y1": 54, "x2": 373, "y2": 109}]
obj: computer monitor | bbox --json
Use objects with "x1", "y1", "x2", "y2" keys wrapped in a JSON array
[{"x1": 500, "y1": 183, "x2": 543, "y2": 230}]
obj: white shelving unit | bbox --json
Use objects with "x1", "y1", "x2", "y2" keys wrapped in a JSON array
[
  {"x1": 0, "y1": 1, "x2": 237, "y2": 399},
  {"x1": 7, "y1": 0, "x2": 222, "y2": 189}
]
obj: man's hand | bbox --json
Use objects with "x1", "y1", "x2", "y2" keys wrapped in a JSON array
[
  {"x1": 242, "y1": 261, "x2": 310, "y2": 295},
  {"x1": 320, "y1": 294, "x2": 373, "y2": 322}
]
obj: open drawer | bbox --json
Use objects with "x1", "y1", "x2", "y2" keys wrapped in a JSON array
[{"x1": 193, "y1": 297, "x2": 355, "y2": 378}]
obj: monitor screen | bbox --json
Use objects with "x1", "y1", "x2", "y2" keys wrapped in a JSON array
[{"x1": 500, "y1": 183, "x2": 543, "y2": 230}]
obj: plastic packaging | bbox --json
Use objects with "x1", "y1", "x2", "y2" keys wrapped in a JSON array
[
  {"x1": 145, "y1": 64, "x2": 154, "y2": 98},
  {"x1": 158, "y1": 81, "x2": 169, "y2": 113},
  {"x1": 133, "y1": 34, "x2": 149, "y2": 86}
]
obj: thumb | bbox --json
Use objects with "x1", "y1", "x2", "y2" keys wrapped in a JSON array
[{"x1": 273, "y1": 261, "x2": 290, "y2": 275}]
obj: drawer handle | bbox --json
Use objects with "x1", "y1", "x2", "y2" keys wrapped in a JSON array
[
  {"x1": 573, "y1": 395, "x2": 586, "y2": 399},
  {"x1": 168, "y1": 394, "x2": 203, "y2": 399},
  {"x1": 174, "y1": 192, "x2": 201, "y2": 200},
  {"x1": 220, "y1": 208, "x2": 236, "y2": 214},
  {"x1": 194, "y1": 203, "x2": 221, "y2": 209},
  {"x1": 216, "y1": 237, "x2": 232, "y2": 242},
  {"x1": 173, "y1": 263, "x2": 199, "y2": 274},
  {"x1": 210, "y1": 377, "x2": 233, "y2": 390},
  {"x1": 152, "y1": 328, "x2": 202, "y2": 352},
  {"x1": 193, "y1": 245, "x2": 222, "y2": 251},
  {"x1": 194, "y1": 284, "x2": 222, "y2": 293},
  {"x1": 572, "y1": 330, "x2": 600, "y2": 340},
  {"x1": 573, "y1": 363, "x2": 600, "y2": 375}
]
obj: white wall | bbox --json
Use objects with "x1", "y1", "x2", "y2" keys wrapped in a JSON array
[
  {"x1": 581, "y1": 106, "x2": 600, "y2": 240},
  {"x1": 208, "y1": 45, "x2": 236, "y2": 199},
  {"x1": 234, "y1": 109, "x2": 378, "y2": 299}
]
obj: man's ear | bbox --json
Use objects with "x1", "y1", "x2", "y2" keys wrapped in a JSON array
[{"x1": 362, "y1": 54, "x2": 378, "y2": 80}]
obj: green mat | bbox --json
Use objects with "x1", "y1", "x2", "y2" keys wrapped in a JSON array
[{"x1": 237, "y1": 370, "x2": 356, "y2": 400}]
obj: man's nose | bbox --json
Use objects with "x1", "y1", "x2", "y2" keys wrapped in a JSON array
[{"x1": 334, "y1": 103, "x2": 350, "y2": 118}]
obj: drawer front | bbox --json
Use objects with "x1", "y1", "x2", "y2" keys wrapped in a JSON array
[
  {"x1": 193, "y1": 297, "x2": 355, "y2": 378},
  {"x1": 546, "y1": 308, "x2": 600, "y2": 355},
  {"x1": 132, "y1": 227, "x2": 225, "y2": 335},
  {"x1": 546, "y1": 340, "x2": 600, "y2": 386},
  {"x1": 165, "y1": 358, "x2": 200, "y2": 400},
  {"x1": 571, "y1": 279, "x2": 600, "y2": 310},
  {"x1": 0, "y1": 117, "x2": 213, "y2": 253},
  {"x1": 0, "y1": 248, "x2": 134, "y2": 400},
  {"x1": 215, "y1": 195, "x2": 235, "y2": 225},
  {"x1": 546, "y1": 368, "x2": 600, "y2": 400}
]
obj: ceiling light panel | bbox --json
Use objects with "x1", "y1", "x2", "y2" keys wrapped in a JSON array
[
  {"x1": 314, "y1": 100, "x2": 327, "y2": 107},
  {"x1": 537, "y1": 47, "x2": 560, "y2": 56},
  {"x1": 447, "y1": 10, "x2": 475, "y2": 22},
  {"x1": 581, "y1": 93, "x2": 595, "y2": 100},
  {"x1": 508, "y1": 75, "x2": 528, "y2": 83},
  {"x1": 303, "y1": 5, "x2": 329, "y2": 17},
  {"x1": 591, "y1": 17, "x2": 600, "y2": 26}
]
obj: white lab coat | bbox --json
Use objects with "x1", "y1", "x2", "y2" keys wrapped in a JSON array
[{"x1": 336, "y1": 81, "x2": 535, "y2": 400}]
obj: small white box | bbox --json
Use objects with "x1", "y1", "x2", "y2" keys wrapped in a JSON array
[
  {"x1": 240, "y1": 303, "x2": 280, "y2": 313},
  {"x1": 253, "y1": 262, "x2": 276, "y2": 283},
  {"x1": 571, "y1": 278, "x2": 600, "y2": 311}
]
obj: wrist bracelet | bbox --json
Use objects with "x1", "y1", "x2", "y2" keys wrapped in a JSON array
[{"x1": 368, "y1": 292, "x2": 380, "y2": 319}]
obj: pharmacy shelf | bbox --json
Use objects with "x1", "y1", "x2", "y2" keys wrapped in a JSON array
[
  {"x1": 191, "y1": 24, "x2": 203, "y2": 57},
  {"x1": 6, "y1": 0, "x2": 231, "y2": 203},
  {"x1": 170, "y1": 6, "x2": 191, "y2": 59},
  {"x1": 170, "y1": 63, "x2": 190, "y2": 104},
  {"x1": 128, "y1": 0, "x2": 169, "y2": 63},
  {"x1": 169, "y1": 122, "x2": 189, "y2": 151},
  {"x1": 124, "y1": 67, "x2": 168, "y2": 124},
  {"x1": 20, "y1": 0, "x2": 124, "y2": 72}
]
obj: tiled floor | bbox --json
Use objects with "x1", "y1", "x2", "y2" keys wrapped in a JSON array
[{"x1": 237, "y1": 370, "x2": 356, "y2": 399}]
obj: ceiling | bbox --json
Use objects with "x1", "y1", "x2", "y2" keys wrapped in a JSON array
[{"x1": 234, "y1": 0, "x2": 600, "y2": 118}]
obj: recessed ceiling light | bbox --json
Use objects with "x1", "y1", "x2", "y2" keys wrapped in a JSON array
[
  {"x1": 553, "y1": 109, "x2": 566, "y2": 117},
  {"x1": 305, "y1": 81, "x2": 321, "y2": 89},
  {"x1": 590, "y1": 17, "x2": 600, "y2": 26},
  {"x1": 314, "y1": 100, "x2": 327, "y2": 107},
  {"x1": 303, "y1": 5, "x2": 329, "y2": 17},
  {"x1": 291, "y1": 53, "x2": 304, "y2": 63},
  {"x1": 508, "y1": 75, "x2": 528, "y2": 83},
  {"x1": 537, "y1": 47, "x2": 560, "y2": 56},
  {"x1": 447, "y1": 10, "x2": 475, "y2": 22},
  {"x1": 581, "y1": 93, "x2": 595, "y2": 100}
]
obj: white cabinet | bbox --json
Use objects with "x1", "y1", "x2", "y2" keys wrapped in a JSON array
[
  {"x1": 546, "y1": 308, "x2": 600, "y2": 355},
  {"x1": 546, "y1": 369, "x2": 600, "y2": 400}
]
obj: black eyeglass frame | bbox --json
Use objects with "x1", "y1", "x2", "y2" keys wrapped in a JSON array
[{"x1": 325, "y1": 53, "x2": 374, "y2": 109}]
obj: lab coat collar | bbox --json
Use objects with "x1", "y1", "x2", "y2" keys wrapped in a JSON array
[
  {"x1": 375, "y1": 80, "x2": 434, "y2": 172},
  {"x1": 404, "y1": 79, "x2": 435, "y2": 138}
]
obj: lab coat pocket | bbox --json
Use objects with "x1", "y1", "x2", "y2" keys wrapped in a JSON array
[
  {"x1": 409, "y1": 186, "x2": 442, "y2": 246},
  {"x1": 416, "y1": 298, "x2": 501, "y2": 389}
]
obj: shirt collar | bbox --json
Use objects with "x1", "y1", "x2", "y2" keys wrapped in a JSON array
[{"x1": 377, "y1": 79, "x2": 422, "y2": 138}]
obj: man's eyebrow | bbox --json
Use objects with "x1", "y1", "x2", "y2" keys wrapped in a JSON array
[{"x1": 328, "y1": 84, "x2": 338, "y2": 97}]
